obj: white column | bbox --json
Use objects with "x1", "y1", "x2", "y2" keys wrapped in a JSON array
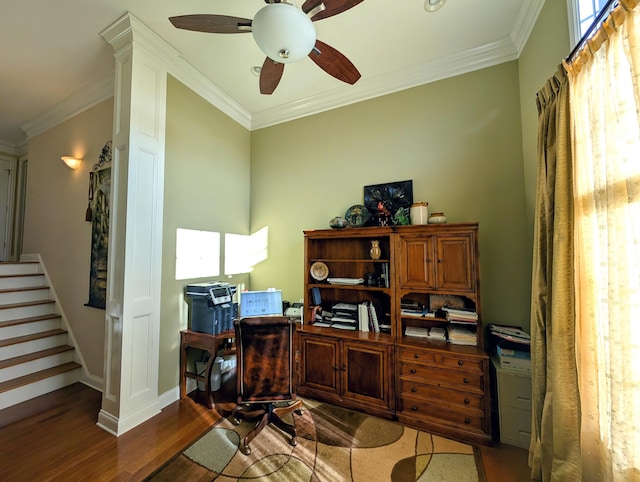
[{"x1": 97, "y1": 12, "x2": 173, "y2": 436}]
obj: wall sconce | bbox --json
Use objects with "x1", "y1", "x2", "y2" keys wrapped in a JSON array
[
  {"x1": 424, "y1": 0, "x2": 446, "y2": 12},
  {"x1": 61, "y1": 156, "x2": 82, "y2": 170}
]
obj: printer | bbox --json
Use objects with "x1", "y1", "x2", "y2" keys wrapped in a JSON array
[{"x1": 185, "y1": 281, "x2": 238, "y2": 334}]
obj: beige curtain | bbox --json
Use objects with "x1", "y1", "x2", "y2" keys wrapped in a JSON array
[
  {"x1": 529, "y1": 68, "x2": 582, "y2": 481},
  {"x1": 565, "y1": 1, "x2": 640, "y2": 480}
]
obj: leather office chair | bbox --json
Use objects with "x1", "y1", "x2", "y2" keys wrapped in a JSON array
[{"x1": 232, "y1": 316, "x2": 304, "y2": 455}]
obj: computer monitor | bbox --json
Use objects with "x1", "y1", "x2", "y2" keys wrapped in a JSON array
[{"x1": 239, "y1": 290, "x2": 283, "y2": 318}]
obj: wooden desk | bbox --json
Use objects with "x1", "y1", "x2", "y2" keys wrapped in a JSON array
[{"x1": 180, "y1": 329, "x2": 235, "y2": 409}]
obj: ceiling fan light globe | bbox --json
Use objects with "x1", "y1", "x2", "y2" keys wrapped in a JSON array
[
  {"x1": 251, "y1": 3, "x2": 316, "y2": 64},
  {"x1": 424, "y1": 0, "x2": 447, "y2": 12}
]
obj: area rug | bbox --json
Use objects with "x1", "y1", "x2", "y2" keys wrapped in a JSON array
[{"x1": 148, "y1": 398, "x2": 485, "y2": 481}]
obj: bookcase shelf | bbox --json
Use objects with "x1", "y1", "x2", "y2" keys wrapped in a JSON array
[{"x1": 298, "y1": 224, "x2": 492, "y2": 445}]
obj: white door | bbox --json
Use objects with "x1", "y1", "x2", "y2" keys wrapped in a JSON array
[{"x1": 0, "y1": 160, "x2": 13, "y2": 261}]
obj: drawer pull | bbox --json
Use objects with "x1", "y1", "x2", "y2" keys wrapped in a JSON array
[
  {"x1": 414, "y1": 354, "x2": 420, "y2": 359},
  {"x1": 464, "y1": 398, "x2": 470, "y2": 404},
  {"x1": 411, "y1": 387, "x2": 417, "y2": 393},
  {"x1": 411, "y1": 406, "x2": 418, "y2": 411},
  {"x1": 463, "y1": 378, "x2": 470, "y2": 384},
  {"x1": 464, "y1": 418, "x2": 471, "y2": 424},
  {"x1": 411, "y1": 369, "x2": 417, "y2": 374},
  {"x1": 458, "y1": 360, "x2": 464, "y2": 366},
  {"x1": 516, "y1": 396, "x2": 531, "y2": 402}
]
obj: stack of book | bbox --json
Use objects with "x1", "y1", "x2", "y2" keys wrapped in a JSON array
[
  {"x1": 442, "y1": 307, "x2": 478, "y2": 326},
  {"x1": 401, "y1": 299, "x2": 427, "y2": 318},
  {"x1": 447, "y1": 325, "x2": 477, "y2": 346},
  {"x1": 405, "y1": 326, "x2": 447, "y2": 341}
]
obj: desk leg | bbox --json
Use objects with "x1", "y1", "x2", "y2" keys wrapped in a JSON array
[{"x1": 180, "y1": 339, "x2": 188, "y2": 400}]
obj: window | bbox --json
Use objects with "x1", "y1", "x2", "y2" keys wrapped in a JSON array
[{"x1": 568, "y1": 0, "x2": 616, "y2": 45}]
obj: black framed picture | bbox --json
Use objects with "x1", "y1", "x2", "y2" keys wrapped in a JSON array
[{"x1": 364, "y1": 180, "x2": 413, "y2": 226}]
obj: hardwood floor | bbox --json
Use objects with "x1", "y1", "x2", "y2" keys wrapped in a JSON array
[{"x1": 0, "y1": 383, "x2": 533, "y2": 481}]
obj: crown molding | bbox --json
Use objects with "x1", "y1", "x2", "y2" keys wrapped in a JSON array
[
  {"x1": 511, "y1": 0, "x2": 546, "y2": 56},
  {"x1": 20, "y1": 76, "x2": 115, "y2": 141},
  {"x1": 168, "y1": 56, "x2": 252, "y2": 130},
  {"x1": 251, "y1": 36, "x2": 519, "y2": 130},
  {"x1": 0, "y1": 139, "x2": 26, "y2": 157}
]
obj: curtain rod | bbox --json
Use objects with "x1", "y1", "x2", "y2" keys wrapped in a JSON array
[{"x1": 567, "y1": 0, "x2": 618, "y2": 61}]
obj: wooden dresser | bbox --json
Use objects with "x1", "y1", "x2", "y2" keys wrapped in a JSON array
[{"x1": 297, "y1": 224, "x2": 492, "y2": 445}]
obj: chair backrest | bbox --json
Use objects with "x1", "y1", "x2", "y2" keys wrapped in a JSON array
[{"x1": 234, "y1": 316, "x2": 297, "y2": 404}]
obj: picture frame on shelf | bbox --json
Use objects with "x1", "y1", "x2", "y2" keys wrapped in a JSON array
[{"x1": 364, "y1": 180, "x2": 413, "y2": 226}]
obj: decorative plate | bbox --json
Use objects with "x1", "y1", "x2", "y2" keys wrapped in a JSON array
[
  {"x1": 344, "y1": 204, "x2": 371, "y2": 227},
  {"x1": 310, "y1": 261, "x2": 329, "y2": 281}
]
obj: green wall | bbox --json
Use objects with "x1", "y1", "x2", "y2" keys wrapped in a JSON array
[
  {"x1": 519, "y1": 0, "x2": 571, "y2": 245},
  {"x1": 250, "y1": 61, "x2": 531, "y2": 327},
  {"x1": 160, "y1": 76, "x2": 251, "y2": 393}
]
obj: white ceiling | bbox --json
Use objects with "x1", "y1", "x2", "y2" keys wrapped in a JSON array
[{"x1": 0, "y1": 0, "x2": 546, "y2": 151}]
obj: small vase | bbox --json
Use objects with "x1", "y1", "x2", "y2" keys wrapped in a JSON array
[
  {"x1": 329, "y1": 216, "x2": 348, "y2": 229},
  {"x1": 370, "y1": 240, "x2": 381, "y2": 260},
  {"x1": 428, "y1": 212, "x2": 447, "y2": 224},
  {"x1": 410, "y1": 202, "x2": 429, "y2": 225}
]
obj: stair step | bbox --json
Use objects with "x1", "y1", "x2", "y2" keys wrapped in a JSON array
[
  {"x1": 0, "y1": 274, "x2": 46, "y2": 289},
  {"x1": 0, "y1": 287, "x2": 50, "y2": 305},
  {"x1": 0, "y1": 300, "x2": 56, "y2": 322},
  {"x1": 0, "y1": 345, "x2": 75, "y2": 370},
  {"x1": 0, "y1": 361, "x2": 81, "y2": 394},
  {"x1": 0, "y1": 262, "x2": 41, "y2": 276},
  {"x1": 0, "y1": 313, "x2": 62, "y2": 329},
  {"x1": 0, "y1": 328, "x2": 67, "y2": 348}
]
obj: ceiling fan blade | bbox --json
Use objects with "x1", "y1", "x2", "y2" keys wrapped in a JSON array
[
  {"x1": 308, "y1": 40, "x2": 361, "y2": 85},
  {"x1": 260, "y1": 58, "x2": 285, "y2": 95},
  {"x1": 169, "y1": 14, "x2": 252, "y2": 34},
  {"x1": 302, "y1": 0, "x2": 364, "y2": 21}
]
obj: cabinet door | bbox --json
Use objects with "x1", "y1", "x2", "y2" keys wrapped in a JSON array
[
  {"x1": 398, "y1": 236, "x2": 435, "y2": 289},
  {"x1": 299, "y1": 335, "x2": 340, "y2": 396},
  {"x1": 435, "y1": 234, "x2": 474, "y2": 291},
  {"x1": 342, "y1": 341, "x2": 392, "y2": 409}
]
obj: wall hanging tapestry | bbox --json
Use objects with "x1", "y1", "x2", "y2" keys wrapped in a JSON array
[{"x1": 85, "y1": 141, "x2": 111, "y2": 309}]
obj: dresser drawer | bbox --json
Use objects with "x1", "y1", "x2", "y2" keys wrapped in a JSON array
[
  {"x1": 498, "y1": 372, "x2": 532, "y2": 410},
  {"x1": 398, "y1": 347, "x2": 485, "y2": 373},
  {"x1": 400, "y1": 362, "x2": 484, "y2": 392},
  {"x1": 500, "y1": 405, "x2": 532, "y2": 449},
  {"x1": 399, "y1": 380, "x2": 485, "y2": 411},
  {"x1": 400, "y1": 396, "x2": 486, "y2": 432}
]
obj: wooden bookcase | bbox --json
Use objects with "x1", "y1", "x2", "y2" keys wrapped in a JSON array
[{"x1": 298, "y1": 223, "x2": 492, "y2": 445}]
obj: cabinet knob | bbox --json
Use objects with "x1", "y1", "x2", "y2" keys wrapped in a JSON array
[
  {"x1": 342, "y1": 365, "x2": 347, "y2": 371},
  {"x1": 411, "y1": 387, "x2": 417, "y2": 393},
  {"x1": 411, "y1": 369, "x2": 417, "y2": 374},
  {"x1": 438, "y1": 259, "x2": 444, "y2": 263},
  {"x1": 411, "y1": 406, "x2": 418, "y2": 411},
  {"x1": 458, "y1": 360, "x2": 464, "y2": 366},
  {"x1": 425, "y1": 258, "x2": 432, "y2": 263},
  {"x1": 334, "y1": 366, "x2": 340, "y2": 371},
  {"x1": 464, "y1": 398, "x2": 470, "y2": 404},
  {"x1": 414, "y1": 354, "x2": 420, "y2": 359},
  {"x1": 464, "y1": 418, "x2": 471, "y2": 424},
  {"x1": 463, "y1": 378, "x2": 470, "y2": 384}
]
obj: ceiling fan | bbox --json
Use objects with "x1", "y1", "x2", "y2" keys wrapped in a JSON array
[{"x1": 169, "y1": 0, "x2": 364, "y2": 95}]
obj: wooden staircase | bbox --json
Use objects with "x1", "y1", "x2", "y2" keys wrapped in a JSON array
[{"x1": 0, "y1": 261, "x2": 81, "y2": 410}]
